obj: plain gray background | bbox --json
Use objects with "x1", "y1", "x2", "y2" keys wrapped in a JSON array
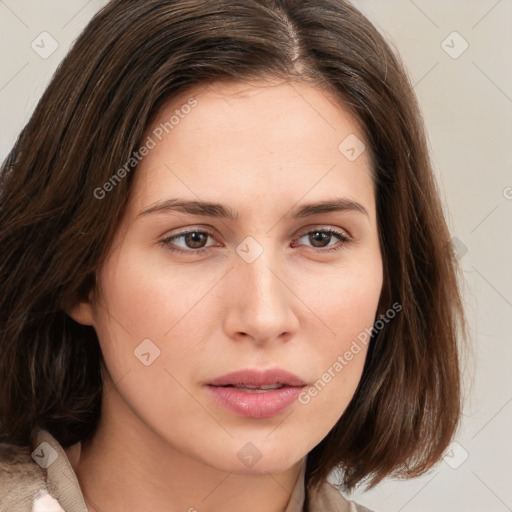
[{"x1": 1, "y1": 1, "x2": 511, "y2": 511}]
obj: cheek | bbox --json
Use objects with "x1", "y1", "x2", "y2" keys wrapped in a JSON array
[
  {"x1": 309, "y1": 251, "x2": 383, "y2": 340},
  {"x1": 95, "y1": 245, "x2": 189, "y2": 333},
  {"x1": 91, "y1": 246, "x2": 221, "y2": 377},
  {"x1": 90, "y1": 250, "x2": 211, "y2": 425},
  {"x1": 298, "y1": 253, "x2": 382, "y2": 406},
  {"x1": 294, "y1": 296, "x2": 379, "y2": 441}
]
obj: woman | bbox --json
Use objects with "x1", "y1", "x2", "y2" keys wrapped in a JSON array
[{"x1": 0, "y1": 1, "x2": 465, "y2": 511}]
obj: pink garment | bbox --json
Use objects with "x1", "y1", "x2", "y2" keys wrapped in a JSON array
[{"x1": 31, "y1": 490, "x2": 66, "y2": 512}]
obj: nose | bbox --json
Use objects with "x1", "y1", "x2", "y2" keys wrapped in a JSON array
[{"x1": 222, "y1": 244, "x2": 300, "y2": 345}]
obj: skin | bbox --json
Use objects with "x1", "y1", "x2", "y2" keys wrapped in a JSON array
[{"x1": 69, "y1": 78, "x2": 383, "y2": 512}]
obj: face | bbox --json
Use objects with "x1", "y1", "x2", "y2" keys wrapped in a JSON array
[{"x1": 71, "y1": 78, "x2": 383, "y2": 476}]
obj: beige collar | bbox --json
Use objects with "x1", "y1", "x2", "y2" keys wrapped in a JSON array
[{"x1": 32, "y1": 429, "x2": 88, "y2": 512}]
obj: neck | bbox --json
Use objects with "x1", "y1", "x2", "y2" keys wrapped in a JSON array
[{"x1": 75, "y1": 385, "x2": 306, "y2": 512}]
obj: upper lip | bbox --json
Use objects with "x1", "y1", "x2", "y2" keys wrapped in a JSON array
[{"x1": 207, "y1": 368, "x2": 307, "y2": 387}]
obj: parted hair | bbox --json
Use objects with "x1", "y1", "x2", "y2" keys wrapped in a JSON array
[{"x1": 0, "y1": 0, "x2": 465, "y2": 500}]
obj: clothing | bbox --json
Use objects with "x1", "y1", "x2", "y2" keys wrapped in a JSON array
[{"x1": 0, "y1": 429, "x2": 374, "y2": 512}]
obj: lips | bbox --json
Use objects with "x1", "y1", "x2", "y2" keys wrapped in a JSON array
[
  {"x1": 206, "y1": 368, "x2": 307, "y2": 388},
  {"x1": 205, "y1": 368, "x2": 307, "y2": 418}
]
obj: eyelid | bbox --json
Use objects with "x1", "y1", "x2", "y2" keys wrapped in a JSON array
[
  {"x1": 293, "y1": 224, "x2": 352, "y2": 241},
  {"x1": 159, "y1": 225, "x2": 218, "y2": 242},
  {"x1": 160, "y1": 224, "x2": 352, "y2": 242}
]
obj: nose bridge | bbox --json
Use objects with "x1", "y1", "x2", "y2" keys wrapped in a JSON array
[
  {"x1": 226, "y1": 238, "x2": 298, "y2": 341},
  {"x1": 244, "y1": 248, "x2": 281, "y2": 305}
]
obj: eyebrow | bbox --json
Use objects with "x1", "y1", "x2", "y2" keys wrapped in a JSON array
[{"x1": 138, "y1": 197, "x2": 368, "y2": 220}]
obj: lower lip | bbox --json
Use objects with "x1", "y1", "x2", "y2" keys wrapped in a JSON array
[{"x1": 206, "y1": 385, "x2": 305, "y2": 418}]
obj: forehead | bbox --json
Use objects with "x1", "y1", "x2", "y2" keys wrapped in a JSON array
[
  {"x1": 151, "y1": 78, "x2": 366, "y2": 144},
  {"x1": 129, "y1": 78, "x2": 375, "y2": 221}
]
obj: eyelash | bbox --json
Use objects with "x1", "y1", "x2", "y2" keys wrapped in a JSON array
[{"x1": 159, "y1": 227, "x2": 351, "y2": 255}]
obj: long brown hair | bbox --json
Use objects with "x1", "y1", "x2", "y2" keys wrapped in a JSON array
[{"x1": 0, "y1": 0, "x2": 466, "y2": 499}]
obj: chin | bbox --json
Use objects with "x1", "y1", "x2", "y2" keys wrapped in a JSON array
[{"x1": 223, "y1": 445, "x2": 304, "y2": 477}]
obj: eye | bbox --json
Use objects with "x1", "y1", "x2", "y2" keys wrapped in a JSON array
[
  {"x1": 160, "y1": 229, "x2": 217, "y2": 254},
  {"x1": 291, "y1": 227, "x2": 351, "y2": 253}
]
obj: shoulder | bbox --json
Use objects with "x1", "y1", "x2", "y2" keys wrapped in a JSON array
[
  {"x1": 309, "y1": 480, "x2": 376, "y2": 512},
  {"x1": 0, "y1": 438, "x2": 49, "y2": 511},
  {"x1": 0, "y1": 431, "x2": 76, "y2": 512}
]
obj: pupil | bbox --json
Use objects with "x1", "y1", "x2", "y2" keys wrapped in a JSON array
[
  {"x1": 311, "y1": 231, "x2": 329, "y2": 247},
  {"x1": 186, "y1": 232, "x2": 206, "y2": 248}
]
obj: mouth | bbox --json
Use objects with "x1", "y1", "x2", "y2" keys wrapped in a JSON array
[{"x1": 205, "y1": 368, "x2": 307, "y2": 418}]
